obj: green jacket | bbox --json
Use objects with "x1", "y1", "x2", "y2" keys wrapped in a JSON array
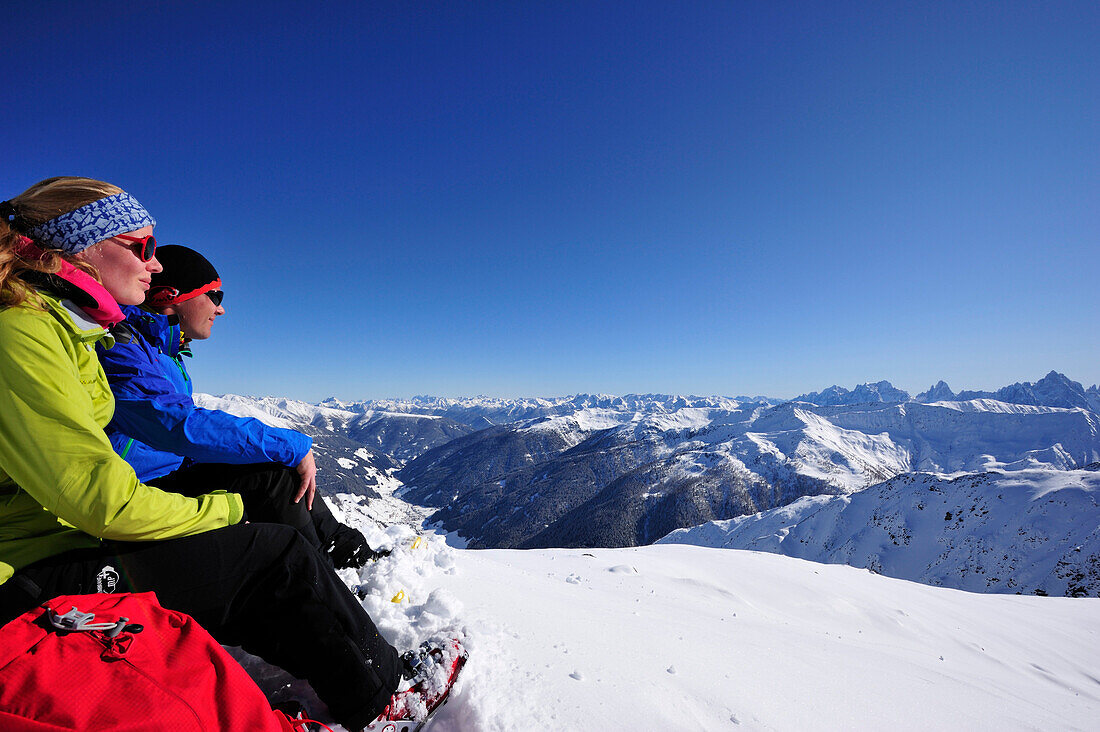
[{"x1": 0, "y1": 290, "x2": 244, "y2": 585}]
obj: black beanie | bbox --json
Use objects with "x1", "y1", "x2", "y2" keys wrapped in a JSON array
[{"x1": 147, "y1": 245, "x2": 221, "y2": 307}]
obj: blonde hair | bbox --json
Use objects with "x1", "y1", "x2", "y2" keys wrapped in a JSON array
[{"x1": 0, "y1": 177, "x2": 121, "y2": 308}]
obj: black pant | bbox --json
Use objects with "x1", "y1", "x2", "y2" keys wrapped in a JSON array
[
  {"x1": 0, "y1": 523, "x2": 400, "y2": 730},
  {"x1": 149, "y1": 462, "x2": 350, "y2": 554}
]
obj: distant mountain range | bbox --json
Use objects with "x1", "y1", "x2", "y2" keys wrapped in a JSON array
[
  {"x1": 320, "y1": 393, "x2": 767, "y2": 429},
  {"x1": 198, "y1": 372, "x2": 1100, "y2": 572},
  {"x1": 399, "y1": 395, "x2": 1099, "y2": 550},
  {"x1": 795, "y1": 370, "x2": 1100, "y2": 411}
]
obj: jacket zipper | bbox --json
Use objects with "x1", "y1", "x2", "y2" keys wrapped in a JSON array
[{"x1": 92, "y1": 632, "x2": 204, "y2": 730}]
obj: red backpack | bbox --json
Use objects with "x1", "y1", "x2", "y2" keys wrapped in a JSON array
[{"x1": 0, "y1": 592, "x2": 310, "y2": 731}]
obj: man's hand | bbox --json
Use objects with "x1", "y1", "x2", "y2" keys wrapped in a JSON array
[{"x1": 295, "y1": 450, "x2": 317, "y2": 510}]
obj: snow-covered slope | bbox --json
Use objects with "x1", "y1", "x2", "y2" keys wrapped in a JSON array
[
  {"x1": 753, "y1": 399, "x2": 1100, "y2": 478},
  {"x1": 660, "y1": 468, "x2": 1100, "y2": 597},
  {"x1": 196, "y1": 393, "x2": 358, "y2": 430},
  {"x1": 403, "y1": 397, "x2": 1100, "y2": 548},
  {"x1": 279, "y1": 524, "x2": 1100, "y2": 731}
]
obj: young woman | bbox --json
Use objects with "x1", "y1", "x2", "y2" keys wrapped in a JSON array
[
  {"x1": 0, "y1": 178, "x2": 406, "y2": 731},
  {"x1": 99, "y1": 244, "x2": 379, "y2": 568}
]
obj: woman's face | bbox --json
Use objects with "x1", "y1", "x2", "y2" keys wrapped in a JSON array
[{"x1": 75, "y1": 225, "x2": 163, "y2": 305}]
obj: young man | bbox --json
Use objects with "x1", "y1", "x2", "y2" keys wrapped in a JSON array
[{"x1": 98, "y1": 245, "x2": 378, "y2": 569}]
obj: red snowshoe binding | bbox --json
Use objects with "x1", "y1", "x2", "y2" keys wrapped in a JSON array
[{"x1": 366, "y1": 638, "x2": 467, "y2": 732}]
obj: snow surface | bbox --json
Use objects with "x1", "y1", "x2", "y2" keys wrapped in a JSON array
[
  {"x1": 272, "y1": 517, "x2": 1100, "y2": 731},
  {"x1": 168, "y1": 386, "x2": 1100, "y2": 728}
]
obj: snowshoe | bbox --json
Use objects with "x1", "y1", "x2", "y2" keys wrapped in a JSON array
[
  {"x1": 325, "y1": 528, "x2": 388, "y2": 570},
  {"x1": 365, "y1": 638, "x2": 468, "y2": 732}
]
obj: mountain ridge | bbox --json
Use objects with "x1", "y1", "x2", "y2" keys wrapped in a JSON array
[
  {"x1": 659, "y1": 468, "x2": 1100, "y2": 597},
  {"x1": 198, "y1": 371, "x2": 1100, "y2": 555}
]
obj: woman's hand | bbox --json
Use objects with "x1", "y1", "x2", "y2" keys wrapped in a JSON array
[{"x1": 295, "y1": 450, "x2": 317, "y2": 510}]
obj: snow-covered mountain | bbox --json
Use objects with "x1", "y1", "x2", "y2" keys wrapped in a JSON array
[
  {"x1": 797, "y1": 371, "x2": 1100, "y2": 412},
  {"x1": 196, "y1": 393, "x2": 475, "y2": 462},
  {"x1": 198, "y1": 374, "x2": 1100, "y2": 551},
  {"x1": 195, "y1": 394, "x2": 401, "y2": 498},
  {"x1": 325, "y1": 393, "x2": 768, "y2": 429},
  {"x1": 956, "y1": 370, "x2": 1100, "y2": 411},
  {"x1": 401, "y1": 398, "x2": 1100, "y2": 548},
  {"x1": 660, "y1": 468, "x2": 1100, "y2": 597},
  {"x1": 201, "y1": 372, "x2": 1100, "y2": 437},
  {"x1": 793, "y1": 379, "x2": 911, "y2": 405},
  {"x1": 915, "y1": 380, "x2": 956, "y2": 402}
]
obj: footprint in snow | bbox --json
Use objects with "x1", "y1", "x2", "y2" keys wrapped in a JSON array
[
  {"x1": 569, "y1": 671, "x2": 584, "y2": 681},
  {"x1": 666, "y1": 665, "x2": 676, "y2": 675}
]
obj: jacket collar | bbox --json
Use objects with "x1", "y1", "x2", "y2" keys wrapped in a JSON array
[
  {"x1": 120, "y1": 305, "x2": 184, "y2": 357},
  {"x1": 34, "y1": 290, "x2": 116, "y2": 348},
  {"x1": 15, "y1": 237, "x2": 125, "y2": 328}
]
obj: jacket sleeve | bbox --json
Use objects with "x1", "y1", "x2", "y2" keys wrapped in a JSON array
[
  {"x1": 0, "y1": 312, "x2": 243, "y2": 541},
  {"x1": 101, "y1": 338, "x2": 312, "y2": 468}
]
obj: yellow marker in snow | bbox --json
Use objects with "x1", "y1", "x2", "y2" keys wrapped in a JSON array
[
  {"x1": 391, "y1": 590, "x2": 408, "y2": 604},
  {"x1": 411, "y1": 536, "x2": 423, "y2": 550}
]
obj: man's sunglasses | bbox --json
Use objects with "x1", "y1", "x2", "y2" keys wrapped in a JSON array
[
  {"x1": 115, "y1": 233, "x2": 157, "y2": 262},
  {"x1": 206, "y1": 290, "x2": 224, "y2": 307}
]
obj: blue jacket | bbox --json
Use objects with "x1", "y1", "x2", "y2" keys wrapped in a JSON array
[{"x1": 98, "y1": 305, "x2": 312, "y2": 482}]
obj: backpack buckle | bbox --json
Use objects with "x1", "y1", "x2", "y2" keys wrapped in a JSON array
[{"x1": 47, "y1": 606, "x2": 129, "y2": 637}]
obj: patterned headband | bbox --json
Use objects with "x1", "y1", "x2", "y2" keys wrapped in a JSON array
[{"x1": 28, "y1": 191, "x2": 157, "y2": 254}]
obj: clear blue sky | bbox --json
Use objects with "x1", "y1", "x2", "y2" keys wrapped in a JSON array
[{"x1": 5, "y1": 1, "x2": 1098, "y2": 401}]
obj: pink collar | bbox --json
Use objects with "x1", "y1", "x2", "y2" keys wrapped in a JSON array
[{"x1": 16, "y1": 237, "x2": 125, "y2": 328}]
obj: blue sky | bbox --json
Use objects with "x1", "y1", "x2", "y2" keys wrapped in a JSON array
[{"x1": 5, "y1": 1, "x2": 1098, "y2": 400}]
